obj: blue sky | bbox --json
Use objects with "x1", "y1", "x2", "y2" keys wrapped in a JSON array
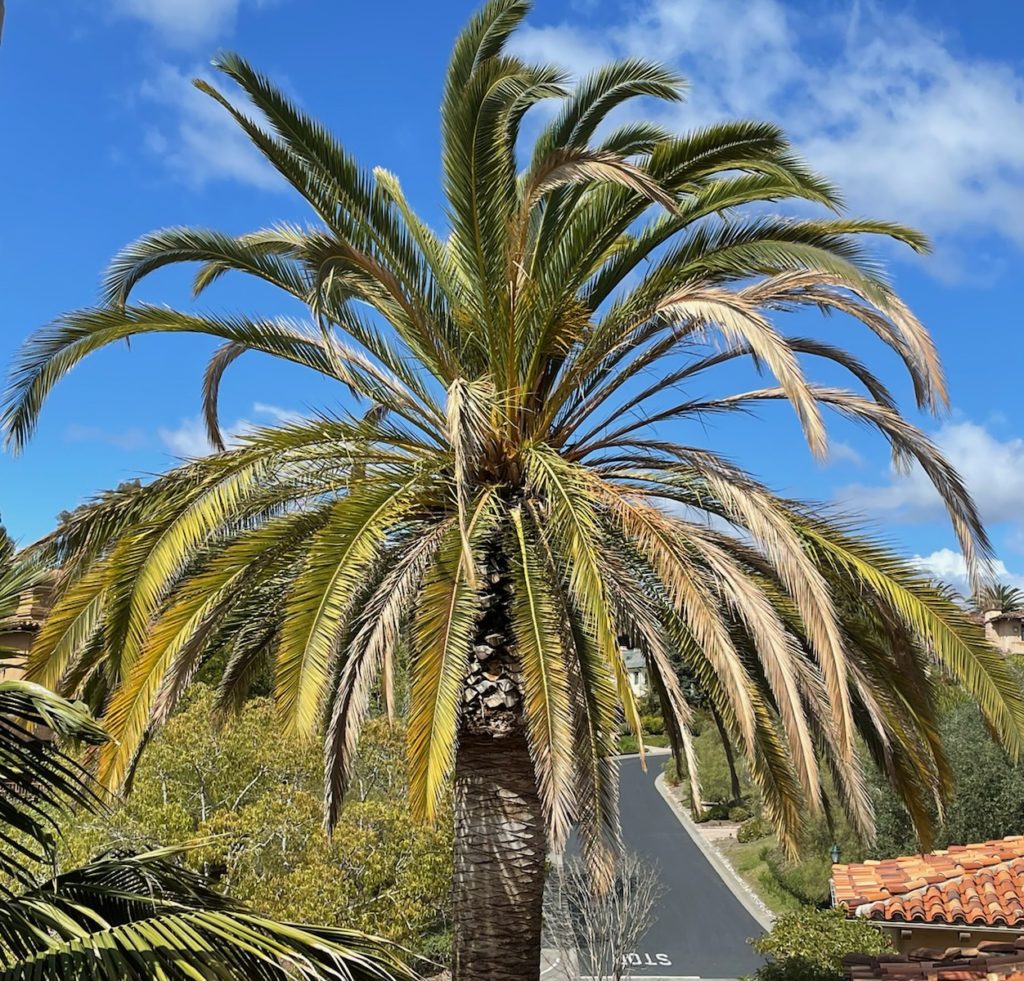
[{"x1": 2, "y1": 0, "x2": 1023, "y2": 594}]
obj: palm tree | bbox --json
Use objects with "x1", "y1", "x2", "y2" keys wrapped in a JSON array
[
  {"x1": 0, "y1": 679, "x2": 414, "y2": 979},
  {"x1": 972, "y1": 582, "x2": 1024, "y2": 614},
  {"x1": 4, "y1": 2, "x2": 1023, "y2": 976}
]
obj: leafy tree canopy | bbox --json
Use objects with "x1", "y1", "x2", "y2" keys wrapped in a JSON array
[{"x1": 59, "y1": 685, "x2": 453, "y2": 964}]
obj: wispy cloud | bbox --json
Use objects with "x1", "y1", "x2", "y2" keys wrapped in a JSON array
[
  {"x1": 911, "y1": 548, "x2": 1024, "y2": 595},
  {"x1": 840, "y1": 420, "x2": 1024, "y2": 531},
  {"x1": 826, "y1": 441, "x2": 864, "y2": 468},
  {"x1": 158, "y1": 402, "x2": 302, "y2": 458},
  {"x1": 513, "y1": 0, "x2": 1024, "y2": 268},
  {"x1": 64, "y1": 423, "x2": 149, "y2": 451},
  {"x1": 139, "y1": 63, "x2": 280, "y2": 190},
  {"x1": 112, "y1": 0, "x2": 279, "y2": 49}
]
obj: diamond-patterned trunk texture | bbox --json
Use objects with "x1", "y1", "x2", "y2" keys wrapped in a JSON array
[
  {"x1": 452, "y1": 727, "x2": 545, "y2": 980},
  {"x1": 452, "y1": 567, "x2": 544, "y2": 979}
]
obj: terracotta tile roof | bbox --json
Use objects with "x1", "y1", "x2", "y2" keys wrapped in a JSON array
[
  {"x1": 833, "y1": 837, "x2": 1024, "y2": 927},
  {"x1": 845, "y1": 940, "x2": 1024, "y2": 981}
]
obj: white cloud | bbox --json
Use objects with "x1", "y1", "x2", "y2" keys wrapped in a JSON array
[
  {"x1": 843, "y1": 420, "x2": 1024, "y2": 528},
  {"x1": 64, "y1": 424, "x2": 149, "y2": 451},
  {"x1": 139, "y1": 64, "x2": 279, "y2": 190},
  {"x1": 251, "y1": 402, "x2": 303, "y2": 425},
  {"x1": 158, "y1": 403, "x2": 303, "y2": 458},
  {"x1": 511, "y1": 25, "x2": 614, "y2": 77},
  {"x1": 513, "y1": 0, "x2": 1024, "y2": 263},
  {"x1": 112, "y1": 0, "x2": 277, "y2": 49},
  {"x1": 157, "y1": 415, "x2": 213, "y2": 458},
  {"x1": 826, "y1": 441, "x2": 864, "y2": 468},
  {"x1": 911, "y1": 548, "x2": 1024, "y2": 594}
]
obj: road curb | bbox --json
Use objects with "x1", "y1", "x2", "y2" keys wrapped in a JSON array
[{"x1": 654, "y1": 772, "x2": 775, "y2": 932}]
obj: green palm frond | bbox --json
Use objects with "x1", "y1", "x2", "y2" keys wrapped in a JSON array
[
  {"x1": 5, "y1": 0, "x2": 1019, "y2": 897},
  {"x1": 0, "y1": 845, "x2": 414, "y2": 980}
]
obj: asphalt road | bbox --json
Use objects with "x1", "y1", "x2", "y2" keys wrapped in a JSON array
[{"x1": 615, "y1": 756, "x2": 766, "y2": 979}]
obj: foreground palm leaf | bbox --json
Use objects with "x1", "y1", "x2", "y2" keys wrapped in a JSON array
[
  {"x1": 0, "y1": 682, "x2": 412, "y2": 980},
  {"x1": 5, "y1": 1, "x2": 1023, "y2": 977}
]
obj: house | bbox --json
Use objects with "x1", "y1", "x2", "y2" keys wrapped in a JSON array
[
  {"x1": 982, "y1": 611, "x2": 1024, "y2": 656},
  {"x1": 832, "y1": 836, "x2": 1024, "y2": 954},
  {"x1": 622, "y1": 647, "x2": 648, "y2": 697},
  {"x1": 0, "y1": 576, "x2": 52, "y2": 681}
]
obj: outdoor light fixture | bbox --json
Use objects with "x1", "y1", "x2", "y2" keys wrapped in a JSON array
[{"x1": 830, "y1": 843, "x2": 841, "y2": 864}]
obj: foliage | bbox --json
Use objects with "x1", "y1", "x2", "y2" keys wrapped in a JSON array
[
  {"x1": 757, "y1": 795, "x2": 865, "y2": 907},
  {"x1": 752, "y1": 908, "x2": 891, "y2": 981},
  {"x1": 872, "y1": 698, "x2": 1024, "y2": 857},
  {"x1": 640, "y1": 714, "x2": 665, "y2": 736},
  {"x1": 673, "y1": 715, "x2": 752, "y2": 816},
  {"x1": 971, "y1": 582, "x2": 1024, "y2": 614},
  {"x1": 737, "y1": 816, "x2": 774, "y2": 844},
  {"x1": 0, "y1": 679, "x2": 413, "y2": 979},
  {"x1": 720, "y1": 839, "x2": 805, "y2": 917},
  {"x1": 59, "y1": 685, "x2": 453, "y2": 962},
  {"x1": 729, "y1": 805, "x2": 751, "y2": 822},
  {"x1": 6, "y1": 0, "x2": 1022, "y2": 923},
  {"x1": 763, "y1": 850, "x2": 834, "y2": 907},
  {"x1": 617, "y1": 732, "x2": 669, "y2": 754}
]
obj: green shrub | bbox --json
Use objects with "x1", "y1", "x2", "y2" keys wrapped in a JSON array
[
  {"x1": 728, "y1": 805, "x2": 751, "y2": 822},
  {"x1": 752, "y1": 907, "x2": 891, "y2": 981},
  {"x1": 870, "y1": 699, "x2": 1024, "y2": 858},
  {"x1": 662, "y1": 756, "x2": 683, "y2": 787},
  {"x1": 57, "y1": 686, "x2": 453, "y2": 962},
  {"x1": 697, "y1": 802, "x2": 731, "y2": 822},
  {"x1": 764, "y1": 848, "x2": 833, "y2": 906},
  {"x1": 737, "y1": 816, "x2": 773, "y2": 843},
  {"x1": 617, "y1": 732, "x2": 669, "y2": 754},
  {"x1": 641, "y1": 713, "x2": 666, "y2": 736}
]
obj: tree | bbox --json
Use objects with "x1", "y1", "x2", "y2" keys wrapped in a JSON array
[
  {"x1": 0, "y1": 679, "x2": 413, "y2": 979},
  {"x1": 752, "y1": 908, "x2": 891, "y2": 981},
  {"x1": 59, "y1": 686, "x2": 453, "y2": 963},
  {"x1": 972, "y1": 582, "x2": 1024, "y2": 613},
  {"x1": 4, "y1": 1, "x2": 1023, "y2": 976},
  {"x1": 871, "y1": 696, "x2": 1024, "y2": 858},
  {"x1": 544, "y1": 852, "x2": 664, "y2": 981}
]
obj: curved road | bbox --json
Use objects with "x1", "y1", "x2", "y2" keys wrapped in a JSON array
[{"x1": 615, "y1": 755, "x2": 766, "y2": 979}]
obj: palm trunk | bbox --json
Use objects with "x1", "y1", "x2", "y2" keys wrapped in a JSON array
[
  {"x1": 452, "y1": 567, "x2": 546, "y2": 980},
  {"x1": 452, "y1": 727, "x2": 546, "y2": 980},
  {"x1": 711, "y1": 702, "x2": 742, "y2": 803}
]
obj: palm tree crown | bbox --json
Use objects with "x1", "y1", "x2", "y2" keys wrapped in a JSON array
[
  {"x1": 973, "y1": 582, "x2": 1024, "y2": 614},
  {"x1": 4, "y1": 0, "x2": 1021, "y2": 892}
]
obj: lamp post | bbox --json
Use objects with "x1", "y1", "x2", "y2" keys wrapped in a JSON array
[{"x1": 830, "y1": 843, "x2": 841, "y2": 865}]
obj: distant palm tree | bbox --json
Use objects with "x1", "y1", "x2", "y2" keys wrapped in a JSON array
[
  {"x1": 5, "y1": 2, "x2": 1023, "y2": 977},
  {"x1": 973, "y1": 582, "x2": 1024, "y2": 613}
]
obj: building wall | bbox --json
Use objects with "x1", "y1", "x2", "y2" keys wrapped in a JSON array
[
  {"x1": 984, "y1": 613, "x2": 1024, "y2": 655},
  {"x1": 879, "y1": 923, "x2": 1024, "y2": 954},
  {"x1": 0, "y1": 629, "x2": 30, "y2": 680}
]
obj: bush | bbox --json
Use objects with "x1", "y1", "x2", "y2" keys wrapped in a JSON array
[
  {"x1": 697, "y1": 802, "x2": 731, "y2": 822},
  {"x1": 617, "y1": 732, "x2": 669, "y2": 754},
  {"x1": 764, "y1": 849, "x2": 834, "y2": 906},
  {"x1": 871, "y1": 699, "x2": 1024, "y2": 858},
  {"x1": 662, "y1": 756, "x2": 683, "y2": 787},
  {"x1": 752, "y1": 907, "x2": 891, "y2": 981},
  {"x1": 728, "y1": 805, "x2": 751, "y2": 822},
  {"x1": 58, "y1": 686, "x2": 453, "y2": 962},
  {"x1": 737, "y1": 816, "x2": 773, "y2": 843},
  {"x1": 640, "y1": 713, "x2": 665, "y2": 736}
]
